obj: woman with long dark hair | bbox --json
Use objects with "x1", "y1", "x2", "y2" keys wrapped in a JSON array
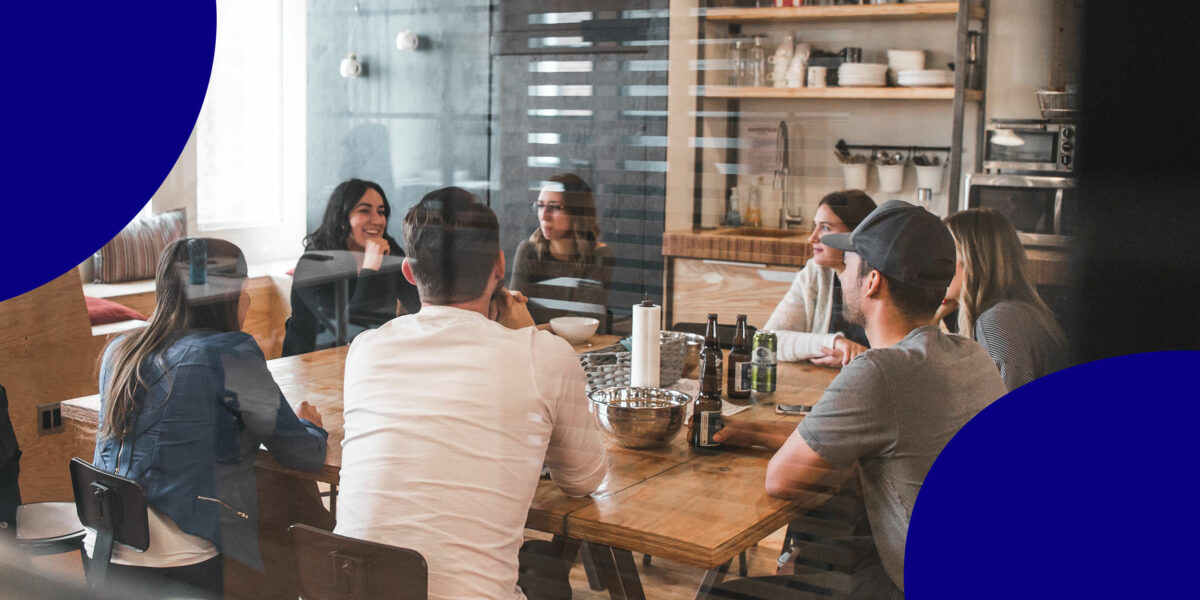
[
  {"x1": 90, "y1": 238, "x2": 328, "y2": 598},
  {"x1": 282, "y1": 179, "x2": 421, "y2": 356},
  {"x1": 941, "y1": 208, "x2": 1069, "y2": 390},
  {"x1": 764, "y1": 190, "x2": 877, "y2": 367},
  {"x1": 509, "y1": 174, "x2": 614, "y2": 326}
]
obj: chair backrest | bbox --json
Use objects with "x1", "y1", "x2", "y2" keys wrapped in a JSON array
[
  {"x1": 288, "y1": 523, "x2": 428, "y2": 600},
  {"x1": 68, "y1": 458, "x2": 148, "y2": 551}
]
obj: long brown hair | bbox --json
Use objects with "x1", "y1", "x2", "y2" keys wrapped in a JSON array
[
  {"x1": 944, "y1": 209, "x2": 1066, "y2": 347},
  {"x1": 99, "y1": 238, "x2": 248, "y2": 439},
  {"x1": 530, "y1": 173, "x2": 601, "y2": 265}
]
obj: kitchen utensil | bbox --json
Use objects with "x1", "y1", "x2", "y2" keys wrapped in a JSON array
[
  {"x1": 843, "y1": 163, "x2": 869, "y2": 190},
  {"x1": 588, "y1": 386, "x2": 693, "y2": 449},
  {"x1": 877, "y1": 163, "x2": 905, "y2": 192},
  {"x1": 916, "y1": 164, "x2": 945, "y2": 193},
  {"x1": 1035, "y1": 88, "x2": 1078, "y2": 119}
]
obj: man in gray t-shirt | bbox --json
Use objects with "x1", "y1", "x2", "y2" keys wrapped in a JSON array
[{"x1": 711, "y1": 201, "x2": 1007, "y2": 599}]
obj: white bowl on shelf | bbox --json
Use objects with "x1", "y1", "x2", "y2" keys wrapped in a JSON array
[{"x1": 550, "y1": 316, "x2": 600, "y2": 344}]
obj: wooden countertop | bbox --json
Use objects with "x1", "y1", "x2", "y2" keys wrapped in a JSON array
[{"x1": 663, "y1": 227, "x2": 1070, "y2": 285}]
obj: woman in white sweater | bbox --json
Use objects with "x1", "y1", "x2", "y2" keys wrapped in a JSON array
[{"x1": 764, "y1": 190, "x2": 876, "y2": 366}]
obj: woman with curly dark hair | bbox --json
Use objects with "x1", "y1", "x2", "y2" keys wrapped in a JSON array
[{"x1": 282, "y1": 179, "x2": 421, "y2": 356}]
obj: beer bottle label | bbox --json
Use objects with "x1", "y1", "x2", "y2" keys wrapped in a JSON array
[
  {"x1": 698, "y1": 410, "x2": 722, "y2": 447},
  {"x1": 734, "y1": 362, "x2": 752, "y2": 393}
]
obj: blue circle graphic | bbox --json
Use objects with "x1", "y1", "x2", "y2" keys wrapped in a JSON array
[
  {"x1": 908, "y1": 351, "x2": 1199, "y2": 598},
  {"x1": 0, "y1": 3, "x2": 216, "y2": 302}
]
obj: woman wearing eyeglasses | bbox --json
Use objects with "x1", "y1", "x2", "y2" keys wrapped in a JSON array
[{"x1": 509, "y1": 173, "x2": 614, "y2": 327}]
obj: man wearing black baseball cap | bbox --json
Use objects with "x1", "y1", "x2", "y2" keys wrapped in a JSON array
[{"x1": 711, "y1": 201, "x2": 1007, "y2": 599}]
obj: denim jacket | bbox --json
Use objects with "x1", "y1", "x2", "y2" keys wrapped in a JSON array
[{"x1": 95, "y1": 330, "x2": 328, "y2": 570}]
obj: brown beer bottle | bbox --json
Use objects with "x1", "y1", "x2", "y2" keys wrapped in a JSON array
[
  {"x1": 691, "y1": 313, "x2": 724, "y2": 453},
  {"x1": 726, "y1": 314, "x2": 752, "y2": 404}
]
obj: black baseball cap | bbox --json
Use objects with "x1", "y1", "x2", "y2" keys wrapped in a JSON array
[{"x1": 820, "y1": 200, "x2": 955, "y2": 290}]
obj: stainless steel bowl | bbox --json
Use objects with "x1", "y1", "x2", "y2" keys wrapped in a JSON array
[{"x1": 588, "y1": 386, "x2": 693, "y2": 449}]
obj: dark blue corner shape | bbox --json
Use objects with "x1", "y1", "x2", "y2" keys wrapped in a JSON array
[
  {"x1": 0, "y1": 3, "x2": 216, "y2": 302},
  {"x1": 908, "y1": 351, "x2": 1200, "y2": 598}
]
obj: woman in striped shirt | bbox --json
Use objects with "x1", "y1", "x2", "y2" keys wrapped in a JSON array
[{"x1": 942, "y1": 208, "x2": 1069, "y2": 391}]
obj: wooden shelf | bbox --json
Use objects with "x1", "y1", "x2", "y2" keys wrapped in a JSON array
[
  {"x1": 704, "y1": 2, "x2": 983, "y2": 23},
  {"x1": 700, "y1": 85, "x2": 980, "y2": 101}
]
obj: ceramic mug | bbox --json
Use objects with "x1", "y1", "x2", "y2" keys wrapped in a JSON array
[
  {"x1": 807, "y1": 66, "x2": 827, "y2": 88},
  {"x1": 785, "y1": 56, "x2": 806, "y2": 88}
]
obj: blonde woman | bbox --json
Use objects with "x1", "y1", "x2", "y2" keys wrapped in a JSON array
[
  {"x1": 941, "y1": 209, "x2": 1069, "y2": 390},
  {"x1": 89, "y1": 238, "x2": 328, "y2": 597},
  {"x1": 510, "y1": 173, "x2": 614, "y2": 326}
]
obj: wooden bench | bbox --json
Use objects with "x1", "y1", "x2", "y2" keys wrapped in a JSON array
[{"x1": 82, "y1": 259, "x2": 295, "y2": 360}]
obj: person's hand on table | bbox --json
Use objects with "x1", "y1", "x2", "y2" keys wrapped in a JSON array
[
  {"x1": 492, "y1": 286, "x2": 536, "y2": 330},
  {"x1": 812, "y1": 336, "x2": 866, "y2": 368},
  {"x1": 297, "y1": 401, "x2": 324, "y2": 429},
  {"x1": 362, "y1": 237, "x2": 390, "y2": 271},
  {"x1": 711, "y1": 418, "x2": 796, "y2": 451}
]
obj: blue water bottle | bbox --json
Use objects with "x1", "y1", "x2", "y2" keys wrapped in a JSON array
[{"x1": 188, "y1": 238, "x2": 207, "y2": 285}]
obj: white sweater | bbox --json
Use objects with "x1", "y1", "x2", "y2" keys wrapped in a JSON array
[{"x1": 763, "y1": 259, "x2": 843, "y2": 362}]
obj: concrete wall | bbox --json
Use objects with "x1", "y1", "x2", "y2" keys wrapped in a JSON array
[{"x1": 305, "y1": 0, "x2": 492, "y2": 239}]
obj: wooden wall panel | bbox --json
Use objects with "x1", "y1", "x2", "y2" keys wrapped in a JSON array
[{"x1": 0, "y1": 269, "x2": 108, "y2": 502}]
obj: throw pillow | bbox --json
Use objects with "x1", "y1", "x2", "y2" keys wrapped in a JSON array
[
  {"x1": 93, "y1": 209, "x2": 187, "y2": 283},
  {"x1": 84, "y1": 296, "x2": 148, "y2": 325}
]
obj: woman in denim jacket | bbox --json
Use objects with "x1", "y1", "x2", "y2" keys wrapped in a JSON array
[{"x1": 89, "y1": 238, "x2": 328, "y2": 598}]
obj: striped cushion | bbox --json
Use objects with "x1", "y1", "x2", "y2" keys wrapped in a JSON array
[{"x1": 93, "y1": 209, "x2": 187, "y2": 283}]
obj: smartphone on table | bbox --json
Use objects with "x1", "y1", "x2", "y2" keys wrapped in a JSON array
[{"x1": 776, "y1": 404, "x2": 813, "y2": 416}]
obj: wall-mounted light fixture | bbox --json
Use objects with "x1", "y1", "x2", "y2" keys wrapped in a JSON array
[
  {"x1": 396, "y1": 30, "x2": 419, "y2": 52},
  {"x1": 340, "y1": 53, "x2": 362, "y2": 78}
]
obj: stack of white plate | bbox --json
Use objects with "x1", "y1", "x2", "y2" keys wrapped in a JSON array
[
  {"x1": 837, "y1": 63, "x2": 888, "y2": 87},
  {"x1": 886, "y1": 49, "x2": 925, "y2": 85},
  {"x1": 896, "y1": 69, "x2": 955, "y2": 87}
]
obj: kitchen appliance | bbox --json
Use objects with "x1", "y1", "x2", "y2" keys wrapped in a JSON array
[
  {"x1": 961, "y1": 173, "x2": 1078, "y2": 247},
  {"x1": 983, "y1": 118, "x2": 1077, "y2": 174}
]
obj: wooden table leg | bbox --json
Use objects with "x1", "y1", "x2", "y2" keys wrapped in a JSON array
[
  {"x1": 580, "y1": 541, "x2": 606, "y2": 591},
  {"x1": 585, "y1": 543, "x2": 646, "y2": 600},
  {"x1": 693, "y1": 559, "x2": 731, "y2": 600},
  {"x1": 609, "y1": 547, "x2": 647, "y2": 600}
]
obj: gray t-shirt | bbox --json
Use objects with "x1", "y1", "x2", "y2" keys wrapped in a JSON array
[{"x1": 798, "y1": 325, "x2": 1007, "y2": 594}]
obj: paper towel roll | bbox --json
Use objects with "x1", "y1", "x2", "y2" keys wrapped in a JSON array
[{"x1": 631, "y1": 301, "x2": 661, "y2": 387}]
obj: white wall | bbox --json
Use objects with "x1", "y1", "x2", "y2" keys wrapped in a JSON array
[{"x1": 148, "y1": 0, "x2": 308, "y2": 267}]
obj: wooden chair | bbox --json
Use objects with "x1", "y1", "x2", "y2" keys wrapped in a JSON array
[
  {"x1": 288, "y1": 523, "x2": 428, "y2": 600},
  {"x1": 69, "y1": 458, "x2": 149, "y2": 588}
]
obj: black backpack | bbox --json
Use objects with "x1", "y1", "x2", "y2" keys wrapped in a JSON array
[{"x1": 1, "y1": 385, "x2": 21, "y2": 533}]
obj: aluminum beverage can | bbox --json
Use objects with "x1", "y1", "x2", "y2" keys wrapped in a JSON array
[{"x1": 751, "y1": 330, "x2": 777, "y2": 393}]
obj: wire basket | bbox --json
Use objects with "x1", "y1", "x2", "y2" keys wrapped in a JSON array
[
  {"x1": 578, "y1": 334, "x2": 687, "y2": 393},
  {"x1": 1035, "y1": 89, "x2": 1078, "y2": 119}
]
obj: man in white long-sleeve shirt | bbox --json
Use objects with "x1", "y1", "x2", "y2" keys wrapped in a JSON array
[{"x1": 335, "y1": 187, "x2": 608, "y2": 600}]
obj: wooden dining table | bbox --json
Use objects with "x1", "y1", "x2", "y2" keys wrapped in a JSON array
[{"x1": 62, "y1": 333, "x2": 842, "y2": 599}]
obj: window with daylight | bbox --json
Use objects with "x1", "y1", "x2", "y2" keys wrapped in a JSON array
[{"x1": 195, "y1": 0, "x2": 286, "y2": 230}]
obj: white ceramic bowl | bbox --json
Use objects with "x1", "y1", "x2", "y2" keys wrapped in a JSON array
[{"x1": 550, "y1": 316, "x2": 600, "y2": 344}]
